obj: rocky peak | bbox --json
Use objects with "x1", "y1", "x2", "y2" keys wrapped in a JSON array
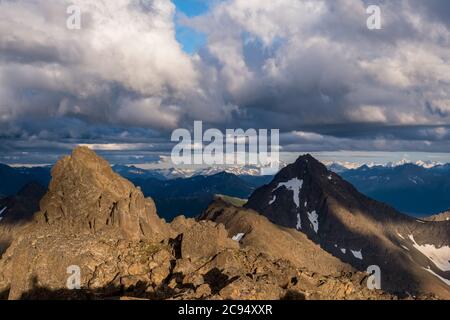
[
  {"x1": 425, "y1": 211, "x2": 450, "y2": 222},
  {"x1": 273, "y1": 154, "x2": 337, "y2": 186},
  {"x1": 245, "y1": 154, "x2": 450, "y2": 298},
  {"x1": 245, "y1": 154, "x2": 339, "y2": 229},
  {"x1": 293, "y1": 154, "x2": 324, "y2": 170},
  {"x1": 35, "y1": 146, "x2": 171, "y2": 241}
]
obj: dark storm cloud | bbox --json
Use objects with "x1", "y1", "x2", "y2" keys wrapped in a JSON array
[
  {"x1": 413, "y1": 0, "x2": 450, "y2": 29},
  {"x1": 184, "y1": 0, "x2": 450, "y2": 149}
]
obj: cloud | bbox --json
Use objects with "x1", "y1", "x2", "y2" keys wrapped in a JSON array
[
  {"x1": 0, "y1": 0, "x2": 210, "y2": 129},
  {"x1": 1, "y1": 0, "x2": 450, "y2": 163},
  {"x1": 182, "y1": 0, "x2": 450, "y2": 140}
]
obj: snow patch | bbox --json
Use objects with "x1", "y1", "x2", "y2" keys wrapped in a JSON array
[
  {"x1": 351, "y1": 249, "x2": 363, "y2": 260},
  {"x1": 397, "y1": 233, "x2": 405, "y2": 240},
  {"x1": 423, "y1": 267, "x2": 450, "y2": 286},
  {"x1": 307, "y1": 211, "x2": 319, "y2": 233},
  {"x1": 409, "y1": 235, "x2": 450, "y2": 271},
  {"x1": 401, "y1": 245, "x2": 410, "y2": 251},
  {"x1": 269, "y1": 195, "x2": 277, "y2": 205},
  {"x1": 274, "y1": 178, "x2": 303, "y2": 208},
  {"x1": 340, "y1": 248, "x2": 347, "y2": 254},
  {"x1": 296, "y1": 213, "x2": 302, "y2": 230},
  {"x1": 0, "y1": 207, "x2": 6, "y2": 222},
  {"x1": 416, "y1": 219, "x2": 426, "y2": 224},
  {"x1": 232, "y1": 233, "x2": 245, "y2": 242}
]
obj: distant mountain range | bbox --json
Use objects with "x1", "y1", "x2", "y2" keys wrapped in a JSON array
[
  {"x1": 0, "y1": 164, "x2": 51, "y2": 198},
  {"x1": 337, "y1": 163, "x2": 450, "y2": 216},
  {"x1": 130, "y1": 172, "x2": 272, "y2": 221},
  {"x1": 1, "y1": 159, "x2": 450, "y2": 219},
  {"x1": 325, "y1": 159, "x2": 444, "y2": 172},
  {"x1": 0, "y1": 163, "x2": 272, "y2": 221},
  {"x1": 112, "y1": 163, "x2": 267, "y2": 180}
]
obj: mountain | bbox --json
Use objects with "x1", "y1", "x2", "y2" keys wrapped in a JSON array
[
  {"x1": 385, "y1": 159, "x2": 443, "y2": 169},
  {"x1": 326, "y1": 159, "x2": 443, "y2": 172},
  {"x1": 130, "y1": 172, "x2": 267, "y2": 221},
  {"x1": 0, "y1": 163, "x2": 271, "y2": 222},
  {"x1": 116, "y1": 160, "x2": 450, "y2": 219},
  {"x1": 202, "y1": 196, "x2": 355, "y2": 276},
  {"x1": 0, "y1": 164, "x2": 50, "y2": 197},
  {"x1": 37, "y1": 147, "x2": 172, "y2": 241},
  {"x1": 111, "y1": 164, "x2": 166, "y2": 181},
  {"x1": 246, "y1": 154, "x2": 450, "y2": 298},
  {"x1": 199, "y1": 197, "x2": 392, "y2": 300},
  {"x1": 145, "y1": 164, "x2": 272, "y2": 180},
  {"x1": 425, "y1": 211, "x2": 450, "y2": 222},
  {"x1": 0, "y1": 182, "x2": 47, "y2": 255},
  {"x1": 340, "y1": 163, "x2": 450, "y2": 215},
  {"x1": 0, "y1": 147, "x2": 397, "y2": 300},
  {"x1": 325, "y1": 161, "x2": 363, "y2": 173},
  {"x1": 0, "y1": 182, "x2": 46, "y2": 224}
]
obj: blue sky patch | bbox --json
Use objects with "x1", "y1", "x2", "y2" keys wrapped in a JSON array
[
  {"x1": 173, "y1": 0, "x2": 209, "y2": 17},
  {"x1": 173, "y1": 0, "x2": 209, "y2": 54}
]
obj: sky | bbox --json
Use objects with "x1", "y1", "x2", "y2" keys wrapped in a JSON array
[
  {"x1": 173, "y1": 0, "x2": 208, "y2": 54},
  {"x1": 1, "y1": 0, "x2": 450, "y2": 166}
]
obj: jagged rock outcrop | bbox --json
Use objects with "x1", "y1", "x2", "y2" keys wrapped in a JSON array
[
  {"x1": 35, "y1": 147, "x2": 172, "y2": 241},
  {"x1": 0, "y1": 147, "x2": 175, "y2": 299},
  {"x1": 425, "y1": 211, "x2": 450, "y2": 222}
]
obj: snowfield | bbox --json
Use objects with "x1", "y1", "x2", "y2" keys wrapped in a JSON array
[
  {"x1": 397, "y1": 233, "x2": 405, "y2": 240},
  {"x1": 273, "y1": 178, "x2": 303, "y2": 208},
  {"x1": 307, "y1": 210, "x2": 319, "y2": 233},
  {"x1": 296, "y1": 213, "x2": 302, "y2": 230},
  {"x1": 409, "y1": 235, "x2": 450, "y2": 272},
  {"x1": 0, "y1": 206, "x2": 6, "y2": 222},
  {"x1": 351, "y1": 249, "x2": 363, "y2": 260},
  {"x1": 423, "y1": 267, "x2": 450, "y2": 286}
]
